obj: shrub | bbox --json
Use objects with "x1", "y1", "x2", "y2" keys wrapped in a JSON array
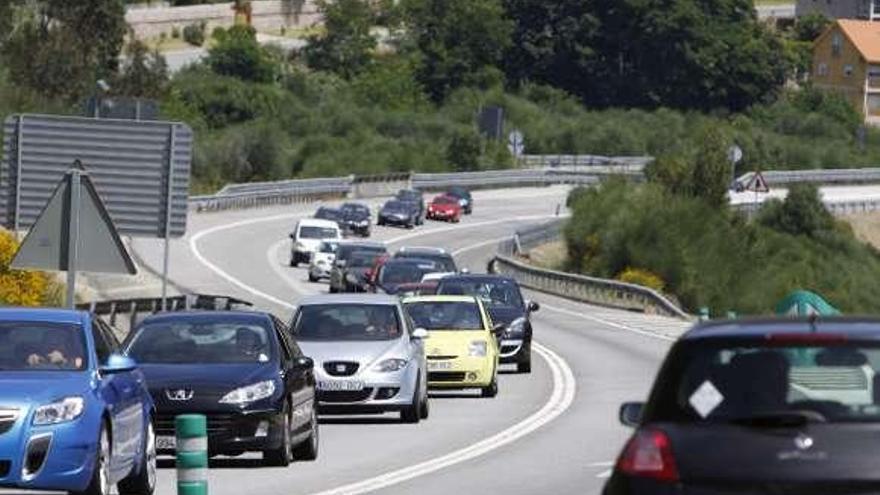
[
  {"x1": 183, "y1": 22, "x2": 206, "y2": 47},
  {"x1": 171, "y1": 26, "x2": 181, "y2": 39},
  {"x1": 206, "y1": 25, "x2": 277, "y2": 83},
  {"x1": 0, "y1": 230, "x2": 54, "y2": 307},
  {"x1": 617, "y1": 268, "x2": 665, "y2": 292}
]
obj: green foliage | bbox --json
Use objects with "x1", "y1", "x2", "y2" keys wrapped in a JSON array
[
  {"x1": 350, "y1": 56, "x2": 429, "y2": 110},
  {"x1": 183, "y1": 22, "x2": 207, "y2": 47},
  {"x1": 758, "y1": 184, "x2": 835, "y2": 237},
  {"x1": 793, "y1": 12, "x2": 830, "y2": 42},
  {"x1": 446, "y1": 129, "x2": 481, "y2": 171},
  {"x1": 691, "y1": 127, "x2": 731, "y2": 208},
  {"x1": 565, "y1": 181, "x2": 880, "y2": 314},
  {"x1": 114, "y1": 41, "x2": 169, "y2": 98},
  {"x1": 403, "y1": 0, "x2": 513, "y2": 102},
  {"x1": 206, "y1": 25, "x2": 278, "y2": 83},
  {"x1": 303, "y1": 0, "x2": 377, "y2": 79}
]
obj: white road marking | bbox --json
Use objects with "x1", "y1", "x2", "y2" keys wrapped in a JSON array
[
  {"x1": 306, "y1": 342, "x2": 576, "y2": 495},
  {"x1": 596, "y1": 469, "x2": 613, "y2": 479},
  {"x1": 541, "y1": 303, "x2": 677, "y2": 342},
  {"x1": 451, "y1": 236, "x2": 513, "y2": 256},
  {"x1": 587, "y1": 461, "x2": 615, "y2": 467},
  {"x1": 187, "y1": 210, "x2": 578, "y2": 495}
]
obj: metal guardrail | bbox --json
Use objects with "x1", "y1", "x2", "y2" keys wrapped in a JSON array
[
  {"x1": 736, "y1": 168, "x2": 880, "y2": 188},
  {"x1": 520, "y1": 155, "x2": 653, "y2": 169},
  {"x1": 490, "y1": 220, "x2": 691, "y2": 320},
  {"x1": 733, "y1": 198, "x2": 880, "y2": 217}
]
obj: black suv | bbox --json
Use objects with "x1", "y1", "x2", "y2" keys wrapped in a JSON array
[
  {"x1": 378, "y1": 200, "x2": 420, "y2": 229},
  {"x1": 394, "y1": 247, "x2": 457, "y2": 273},
  {"x1": 445, "y1": 186, "x2": 473, "y2": 214},
  {"x1": 339, "y1": 203, "x2": 372, "y2": 237},
  {"x1": 436, "y1": 275, "x2": 538, "y2": 373},
  {"x1": 396, "y1": 189, "x2": 425, "y2": 224},
  {"x1": 605, "y1": 317, "x2": 880, "y2": 494},
  {"x1": 125, "y1": 311, "x2": 319, "y2": 467}
]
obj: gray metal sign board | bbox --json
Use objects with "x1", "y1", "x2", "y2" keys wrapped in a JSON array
[{"x1": 0, "y1": 114, "x2": 192, "y2": 238}]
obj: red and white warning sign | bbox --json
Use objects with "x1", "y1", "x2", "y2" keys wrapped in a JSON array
[{"x1": 744, "y1": 171, "x2": 769, "y2": 193}]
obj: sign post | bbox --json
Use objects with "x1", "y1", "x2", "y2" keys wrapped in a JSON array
[{"x1": 508, "y1": 130, "x2": 525, "y2": 162}]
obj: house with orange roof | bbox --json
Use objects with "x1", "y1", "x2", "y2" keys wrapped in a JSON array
[{"x1": 813, "y1": 19, "x2": 880, "y2": 124}]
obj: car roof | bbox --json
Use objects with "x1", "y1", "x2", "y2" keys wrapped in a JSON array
[
  {"x1": 0, "y1": 308, "x2": 87, "y2": 324},
  {"x1": 384, "y1": 257, "x2": 437, "y2": 266},
  {"x1": 337, "y1": 240, "x2": 385, "y2": 248},
  {"x1": 438, "y1": 274, "x2": 516, "y2": 284},
  {"x1": 140, "y1": 310, "x2": 272, "y2": 324},
  {"x1": 297, "y1": 294, "x2": 401, "y2": 306},
  {"x1": 402, "y1": 295, "x2": 479, "y2": 304},
  {"x1": 683, "y1": 316, "x2": 880, "y2": 340},
  {"x1": 397, "y1": 246, "x2": 448, "y2": 255},
  {"x1": 299, "y1": 218, "x2": 341, "y2": 228}
]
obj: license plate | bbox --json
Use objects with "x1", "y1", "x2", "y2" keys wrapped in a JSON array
[
  {"x1": 427, "y1": 361, "x2": 452, "y2": 370},
  {"x1": 156, "y1": 435, "x2": 177, "y2": 450},
  {"x1": 318, "y1": 380, "x2": 365, "y2": 391}
]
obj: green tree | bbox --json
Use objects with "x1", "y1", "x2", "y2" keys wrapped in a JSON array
[
  {"x1": 403, "y1": 0, "x2": 513, "y2": 102},
  {"x1": 206, "y1": 25, "x2": 277, "y2": 83},
  {"x1": 446, "y1": 129, "x2": 481, "y2": 171},
  {"x1": 114, "y1": 40, "x2": 169, "y2": 98},
  {"x1": 647, "y1": 154, "x2": 692, "y2": 196},
  {"x1": 691, "y1": 127, "x2": 731, "y2": 208},
  {"x1": 759, "y1": 183, "x2": 834, "y2": 237},
  {"x1": 1, "y1": 0, "x2": 127, "y2": 101},
  {"x1": 794, "y1": 12, "x2": 830, "y2": 42},
  {"x1": 303, "y1": 0, "x2": 377, "y2": 79}
]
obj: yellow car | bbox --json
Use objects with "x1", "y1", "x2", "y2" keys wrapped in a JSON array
[{"x1": 402, "y1": 295, "x2": 501, "y2": 397}]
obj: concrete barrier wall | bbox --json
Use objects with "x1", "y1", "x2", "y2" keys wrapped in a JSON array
[{"x1": 126, "y1": 0, "x2": 321, "y2": 39}]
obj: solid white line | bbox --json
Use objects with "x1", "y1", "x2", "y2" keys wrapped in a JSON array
[
  {"x1": 587, "y1": 461, "x2": 615, "y2": 467},
  {"x1": 596, "y1": 469, "x2": 613, "y2": 479},
  {"x1": 540, "y1": 303, "x2": 677, "y2": 342},
  {"x1": 306, "y1": 342, "x2": 576, "y2": 495},
  {"x1": 451, "y1": 236, "x2": 513, "y2": 256}
]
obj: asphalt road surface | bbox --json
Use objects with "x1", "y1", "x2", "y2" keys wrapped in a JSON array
[{"x1": 7, "y1": 187, "x2": 690, "y2": 495}]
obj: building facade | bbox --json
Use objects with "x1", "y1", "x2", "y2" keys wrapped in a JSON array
[
  {"x1": 796, "y1": 0, "x2": 880, "y2": 19},
  {"x1": 813, "y1": 20, "x2": 880, "y2": 124}
]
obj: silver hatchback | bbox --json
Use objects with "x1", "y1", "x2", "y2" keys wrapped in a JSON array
[{"x1": 290, "y1": 294, "x2": 429, "y2": 423}]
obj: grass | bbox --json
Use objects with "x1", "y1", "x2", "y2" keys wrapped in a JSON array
[{"x1": 754, "y1": 0, "x2": 794, "y2": 6}]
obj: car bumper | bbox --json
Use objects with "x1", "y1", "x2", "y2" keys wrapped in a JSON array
[
  {"x1": 426, "y1": 356, "x2": 496, "y2": 388},
  {"x1": 498, "y1": 338, "x2": 528, "y2": 363},
  {"x1": 427, "y1": 210, "x2": 455, "y2": 219},
  {"x1": 309, "y1": 264, "x2": 332, "y2": 279},
  {"x1": 313, "y1": 365, "x2": 419, "y2": 413},
  {"x1": 0, "y1": 406, "x2": 105, "y2": 492},
  {"x1": 154, "y1": 409, "x2": 284, "y2": 456},
  {"x1": 380, "y1": 216, "x2": 411, "y2": 225}
]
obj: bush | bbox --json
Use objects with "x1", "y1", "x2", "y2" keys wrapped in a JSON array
[
  {"x1": 206, "y1": 25, "x2": 277, "y2": 83},
  {"x1": 617, "y1": 268, "x2": 665, "y2": 292},
  {"x1": 183, "y1": 22, "x2": 206, "y2": 47},
  {"x1": 0, "y1": 230, "x2": 57, "y2": 307}
]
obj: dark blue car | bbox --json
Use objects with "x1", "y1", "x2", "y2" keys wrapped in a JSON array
[{"x1": 0, "y1": 309, "x2": 155, "y2": 495}]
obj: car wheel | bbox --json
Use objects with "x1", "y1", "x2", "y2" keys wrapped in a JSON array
[
  {"x1": 77, "y1": 422, "x2": 112, "y2": 495},
  {"x1": 290, "y1": 254, "x2": 299, "y2": 268},
  {"x1": 481, "y1": 377, "x2": 498, "y2": 398},
  {"x1": 308, "y1": 272, "x2": 318, "y2": 283},
  {"x1": 406, "y1": 222, "x2": 415, "y2": 230},
  {"x1": 419, "y1": 384, "x2": 429, "y2": 420},
  {"x1": 263, "y1": 406, "x2": 292, "y2": 467},
  {"x1": 517, "y1": 344, "x2": 532, "y2": 374},
  {"x1": 400, "y1": 377, "x2": 422, "y2": 424},
  {"x1": 292, "y1": 404, "x2": 319, "y2": 461},
  {"x1": 118, "y1": 417, "x2": 157, "y2": 495},
  {"x1": 329, "y1": 285, "x2": 337, "y2": 294}
]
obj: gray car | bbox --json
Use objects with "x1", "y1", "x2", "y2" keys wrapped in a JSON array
[
  {"x1": 329, "y1": 241, "x2": 387, "y2": 293},
  {"x1": 290, "y1": 294, "x2": 429, "y2": 423}
]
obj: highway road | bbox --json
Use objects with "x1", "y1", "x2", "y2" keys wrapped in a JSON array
[{"x1": 113, "y1": 186, "x2": 690, "y2": 495}]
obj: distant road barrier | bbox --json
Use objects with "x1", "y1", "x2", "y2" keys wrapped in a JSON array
[
  {"x1": 489, "y1": 220, "x2": 691, "y2": 320},
  {"x1": 736, "y1": 168, "x2": 880, "y2": 188}
]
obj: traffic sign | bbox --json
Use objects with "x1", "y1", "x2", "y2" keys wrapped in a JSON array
[
  {"x1": 744, "y1": 171, "x2": 769, "y2": 193},
  {"x1": 508, "y1": 130, "x2": 525, "y2": 157},
  {"x1": 727, "y1": 145, "x2": 743, "y2": 165}
]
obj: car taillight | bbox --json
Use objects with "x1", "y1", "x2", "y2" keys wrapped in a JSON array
[{"x1": 616, "y1": 428, "x2": 679, "y2": 482}]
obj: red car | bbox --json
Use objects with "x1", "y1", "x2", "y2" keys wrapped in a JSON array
[{"x1": 427, "y1": 195, "x2": 463, "y2": 222}]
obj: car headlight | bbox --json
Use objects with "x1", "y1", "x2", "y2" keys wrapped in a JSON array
[
  {"x1": 459, "y1": 199, "x2": 467, "y2": 206},
  {"x1": 33, "y1": 397, "x2": 84, "y2": 425},
  {"x1": 295, "y1": 242, "x2": 305, "y2": 250},
  {"x1": 219, "y1": 380, "x2": 276, "y2": 405},
  {"x1": 374, "y1": 358, "x2": 408, "y2": 372},
  {"x1": 359, "y1": 220, "x2": 369, "y2": 226},
  {"x1": 469, "y1": 341, "x2": 488, "y2": 357},
  {"x1": 507, "y1": 317, "x2": 526, "y2": 335}
]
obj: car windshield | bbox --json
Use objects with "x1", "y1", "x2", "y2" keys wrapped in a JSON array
[
  {"x1": 319, "y1": 241, "x2": 339, "y2": 254},
  {"x1": 380, "y1": 262, "x2": 436, "y2": 286},
  {"x1": 433, "y1": 196, "x2": 456, "y2": 205},
  {"x1": 293, "y1": 304, "x2": 402, "y2": 341},
  {"x1": 337, "y1": 244, "x2": 384, "y2": 262},
  {"x1": 438, "y1": 279, "x2": 524, "y2": 308},
  {"x1": 342, "y1": 205, "x2": 369, "y2": 217},
  {"x1": 350, "y1": 251, "x2": 380, "y2": 268},
  {"x1": 647, "y1": 338, "x2": 880, "y2": 424},
  {"x1": 397, "y1": 190, "x2": 419, "y2": 200},
  {"x1": 405, "y1": 301, "x2": 484, "y2": 330},
  {"x1": 447, "y1": 188, "x2": 468, "y2": 198},
  {"x1": 0, "y1": 322, "x2": 87, "y2": 371},
  {"x1": 396, "y1": 252, "x2": 456, "y2": 272},
  {"x1": 315, "y1": 209, "x2": 341, "y2": 221},
  {"x1": 127, "y1": 321, "x2": 274, "y2": 364},
  {"x1": 300, "y1": 226, "x2": 339, "y2": 239},
  {"x1": 384, "y1": 201, "x2": 406, "y2": 212}
]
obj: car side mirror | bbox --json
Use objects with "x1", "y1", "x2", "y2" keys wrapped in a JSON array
[
  {"x1": 294, "y1": 356, "x2": 314, "y2": 370},
  {"x1": 528, "y1": 301, "x2": 540, "y2": 312},
  {"x1": 101, "y1": 354, "x2": 137, "y2": 374},
  {"x1": 412, "y1": 328, "x2": 429, "y2": 340},
  {"x1": 289, "y1": 233, "x2": 296, "y2": 240},
  {"x1": 619, "y1": 402, "x2": 644, "y2": 427}
]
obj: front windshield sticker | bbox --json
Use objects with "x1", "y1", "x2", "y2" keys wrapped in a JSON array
[{"x1": 689, "y1": 380, "x2": 724, "y2": 419}]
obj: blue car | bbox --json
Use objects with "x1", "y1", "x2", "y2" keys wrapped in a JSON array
[{"x1": 0, "y1": 309, "x2": 155, "y2": 495}]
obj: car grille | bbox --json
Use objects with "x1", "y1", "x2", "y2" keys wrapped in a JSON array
[
  {"x1": 154, "y1": 413, "x2": 238, "y2": 436},
  {"x1": 319, "y1": 388, "x2": 374, "y2": 403},
  {"x1": 429, "y1": 372, "x2": 467, "y2": 382},
  {"x1": 0, "y1": 460, "x2": 9, "y2": 478},
  {"x1": 324, "y1": 361, "x2": 360, "y2": 377},
  {"x1": 0, "y1": 409, "x2": 18, "y2": 435}
]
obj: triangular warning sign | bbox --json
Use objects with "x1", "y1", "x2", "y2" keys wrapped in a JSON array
[
  {"x1": 11, "y1": 170, "x2": 136, "y2": 274},
  {"x1": 745, "y1": 171, "x2": 770, "y2": 193}
]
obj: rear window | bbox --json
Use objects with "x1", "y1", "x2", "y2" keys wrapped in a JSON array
[{"x1": 647, "y1": 338, "x2": 880, "y2": 424}]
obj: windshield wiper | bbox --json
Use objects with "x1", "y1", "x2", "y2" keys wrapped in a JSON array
[{"x1": 728, "y1": 410, "x2": 827, "y2": 428}]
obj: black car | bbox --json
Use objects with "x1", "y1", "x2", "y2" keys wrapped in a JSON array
[
  {"x1": 445, "y1": 186, "x2": 473, "y2": 214},
  {"x1": 378, "y1": 200, "x2": 420, "y2": 229},
  {"x1": 395, "y1": 247, "x2": 457, "y2": 273},
  {"x1": 125, "y1": 311, "x2": 319, "y2": 467},
  {"x1": 372, "y1": 258, "x2": 439, "y2": 294},
  {"x1": 340, "y1": 203, "x2": 372, "y2": 237},
  {"x1": 436, "y1": 275, "x2": 538, "y2": 373},
  {"x1": 329, "y1": 241, "x2": 387, "y2": 293},
  {"x1": 342, "y1": 250, "x2": 386, "y2": 292},
  {"x1": 396, "y1": 189, "x2": 425, "y2": 222},
  {"x1": 605, "y1": 317, "x2": 880, "y2": 494},
  {"x1": 314, "y1": 207, "x2": 344, "y2": 229}
]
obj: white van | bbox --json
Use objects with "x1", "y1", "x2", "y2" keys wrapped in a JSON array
[{"x1": 289, "y1": 219, "x2": 342, "y2": 267}]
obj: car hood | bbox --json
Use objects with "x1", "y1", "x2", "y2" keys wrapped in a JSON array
[
  {"x1": 430, "y1": 204, "x2": 457, "y2": 211},
  {"x1": 0, "y1": 371, "x2": 91, "y2": 406},
  {"x1": 299, "y1": 339, "x2": 407, "y2": 367},
  {"x1": 424, "y1": 330, "x2": 491, "y2": 357},
  {"x1": 139, "y1": 364, "x2": 272, "y2": 390},
  {"x1": 381, "y1": 209, "x2": 408, "y2": 216},
  {"x1": 487, "y1": 306, "x2": 525, "y2": 326}
]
